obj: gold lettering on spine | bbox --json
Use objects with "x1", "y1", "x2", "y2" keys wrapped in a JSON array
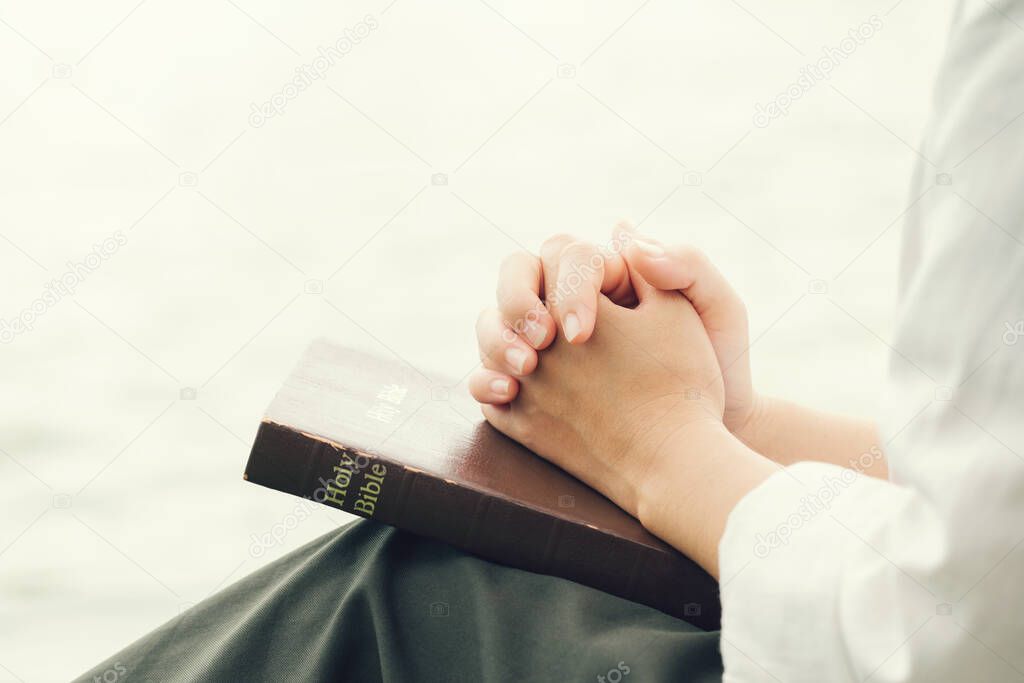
[
  {"x1": 354, "y1": 463, "x2": 387, "y2": 516},
  {"x1": 324, "y1": 451, "x2": 357, "y2": 507}
]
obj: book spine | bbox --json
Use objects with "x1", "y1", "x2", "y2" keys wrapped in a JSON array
[{"x1": 244, "y1": 421, "x2": 720, "y2": 630}]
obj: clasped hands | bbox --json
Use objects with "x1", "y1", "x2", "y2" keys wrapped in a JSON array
[{"x1": 467, "y1": 224, "x2": 778, "y2": 576}]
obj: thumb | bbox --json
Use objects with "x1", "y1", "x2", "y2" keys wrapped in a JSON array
[
  {"x1": 622, "y1": 253, "x2": 664, "y2": 305},
  {"x1": 624, "y1": 238, "x2": 745, "y2": 330}
]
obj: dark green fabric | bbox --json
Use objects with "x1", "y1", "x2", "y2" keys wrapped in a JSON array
[{"x1": 77, "y1": 521, "x2": 723, "y2": 682}]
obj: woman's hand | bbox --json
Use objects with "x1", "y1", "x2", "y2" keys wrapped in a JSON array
[
  {"x1": 470, "y1": 225, "x2": 761, "y2": 437},
  {"x1": 468, "y1": 230, "x2": 635, "y2": 406},
  {"x1": 478, "y1": 266, "x2": 726, "y2": 519},
  {"x1": 620, "y1": 234, "x2": 759, "y2": 437},
  {"x1": 475, "y1": 264, "x2": 777, "y2": 577}
]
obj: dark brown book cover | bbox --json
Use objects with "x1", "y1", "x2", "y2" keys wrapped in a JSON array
[{"x1": 244, "y1": 339, "x2": 721, "y2": 630}]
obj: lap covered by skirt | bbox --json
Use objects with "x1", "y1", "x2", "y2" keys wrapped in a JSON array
[{"x1": 76, "y1": 520, "x2": 723, "y2": 682}]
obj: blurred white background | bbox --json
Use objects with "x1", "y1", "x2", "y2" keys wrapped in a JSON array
[{"x1": 0, "y1": 0, "x2": 954, "y2": 680}]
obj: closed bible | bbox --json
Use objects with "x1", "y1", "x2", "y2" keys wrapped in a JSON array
[{"x1": 244, "y1": 339, "x2": 721, "y2": 629}]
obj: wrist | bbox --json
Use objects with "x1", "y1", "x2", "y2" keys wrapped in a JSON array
[
  {"x1": 729, "y1": 391, "x2": 769, "y2": 450},
  {"x1": 635, "y1": 417, "x2": 776, "y2": 578},
  {"x1": 619, "y1": 399, "x2": 722, "y2": 517}
]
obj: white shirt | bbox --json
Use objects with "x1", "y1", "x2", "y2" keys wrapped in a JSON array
[{"x1": 718, "y1": 1, "x2": 1024, "y2": 680}]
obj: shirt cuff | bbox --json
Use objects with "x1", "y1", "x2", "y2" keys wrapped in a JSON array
[{"x1": 717, "y1": 461, "x2": 875, "y2": 682}]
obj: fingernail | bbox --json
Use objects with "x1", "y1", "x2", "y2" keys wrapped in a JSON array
[
  {"x1": 633, "y1": 238, "x2": 664, "y2": 257},
  {"x1": 525, "y1": 321, "x2": 548, "y2": 348},
  {"x1": 490, "y1": 378, "x2": 510, "y2": 395},
  {"x1": 563, "y1": 313, "x2": 581, "y2": 343},
  {"x1": 505, "y1": 347, "x2": 528, "y2": 374}
]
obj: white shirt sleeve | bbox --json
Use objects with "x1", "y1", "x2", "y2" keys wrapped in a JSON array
[{"x1": 717, "y1": 1, "x2": 1024, "y2": 680}]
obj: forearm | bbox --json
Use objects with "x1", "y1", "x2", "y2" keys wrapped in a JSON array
[
  {"x1": 734, "y1": 394, "x2": 887, "y2": 479},
  {"x1": 638, "y1": 398, "x2": 885, "y2": 578},
  {"x1": 637, "y1": 419, "x2": 777, "y2": 579}
]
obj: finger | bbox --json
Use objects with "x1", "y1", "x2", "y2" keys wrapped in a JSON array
[
  {"x1": 624, "y1": 237, "x2": 750, "y2": 395},
  {"x1": 480, "y1": 402, "x2": 517, "y2": 440},
  {"x1": 553, "y1": 241, "x2": 606, "y2": 344},
  {"x1": 496, "y1": 251, "x2": 556, "y2": 349},
  {"x1": 468, "y1": 368, "x2": 519, "y2": 405},
  {"x1": 601, "y1": 220, "x2": 635, "y2": 306},
  {"x1": 476, "y1": 308, "x2": 538, "y2": 376},
  {"x1": 538, "y1": 233, "x2": 576, "y2": 299},
  {"x1": 539, "y1": 230, "x2": 638, "y2": 342},
  {"x1": 622, "y1": 254, "x2": 661, "y2": 304},
  {"x1": 538, "y1": 233, "x2": 580, "y2": 340},
  {"x1": 624, "y1": 238, "x2": 745, "y2": 327}
]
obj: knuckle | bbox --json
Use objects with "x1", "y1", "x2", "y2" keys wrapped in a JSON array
[
  {"x1": 508, "y1": 413, "x2": 534, "y2": 448},
  {"x1": 499, "y1": 295, "x2": 545, "y2": 329},
  {"x1": 496, "y1": 286, "x2": 542, "y2": 317},
  {"x1": 677, "y1": 244, "x2": 706, "y2": 267},
  {"x1": 469, "y1": 374, "x2": 489, "y2": 400},
  {"x1": 558, "y1": 240, "x2": 594, "y2": 259},
  {"x1": 545, "y1": 232, "x2": 575, "y2": 247},
  {"x1": 496, "y1": 251, "x2": 541, "y2": 303},
  {"x1": 558, "y1": 242, "x2": 604, "y2": 288},
  {"x1": 540, "y1": 233, "x2": 576, "y2": 258},
  {"x1": 475, "y1": 308, "x2": 501, "y2": 340},
  {"x1": 475, "y1": 318, "x2": 512, "y2": 362},
  {"x1": 494, "y1": 284, "x2": 520, "y2": 313},
  {"x1": 479, "y1": 339, "x2": 505, "y2": 367},
  {"x1": 561, "y1": 241, "x2": 605, "y2": 270},
  {"x1": 475, "y1": 306, "x2": 493, "y2": 328},
  {"x1": 595, "y1": 293, "x2": 617, "y2": 314},
  {"x1": 499, "y1": 250, "x2": 535, "y2": 273}
]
